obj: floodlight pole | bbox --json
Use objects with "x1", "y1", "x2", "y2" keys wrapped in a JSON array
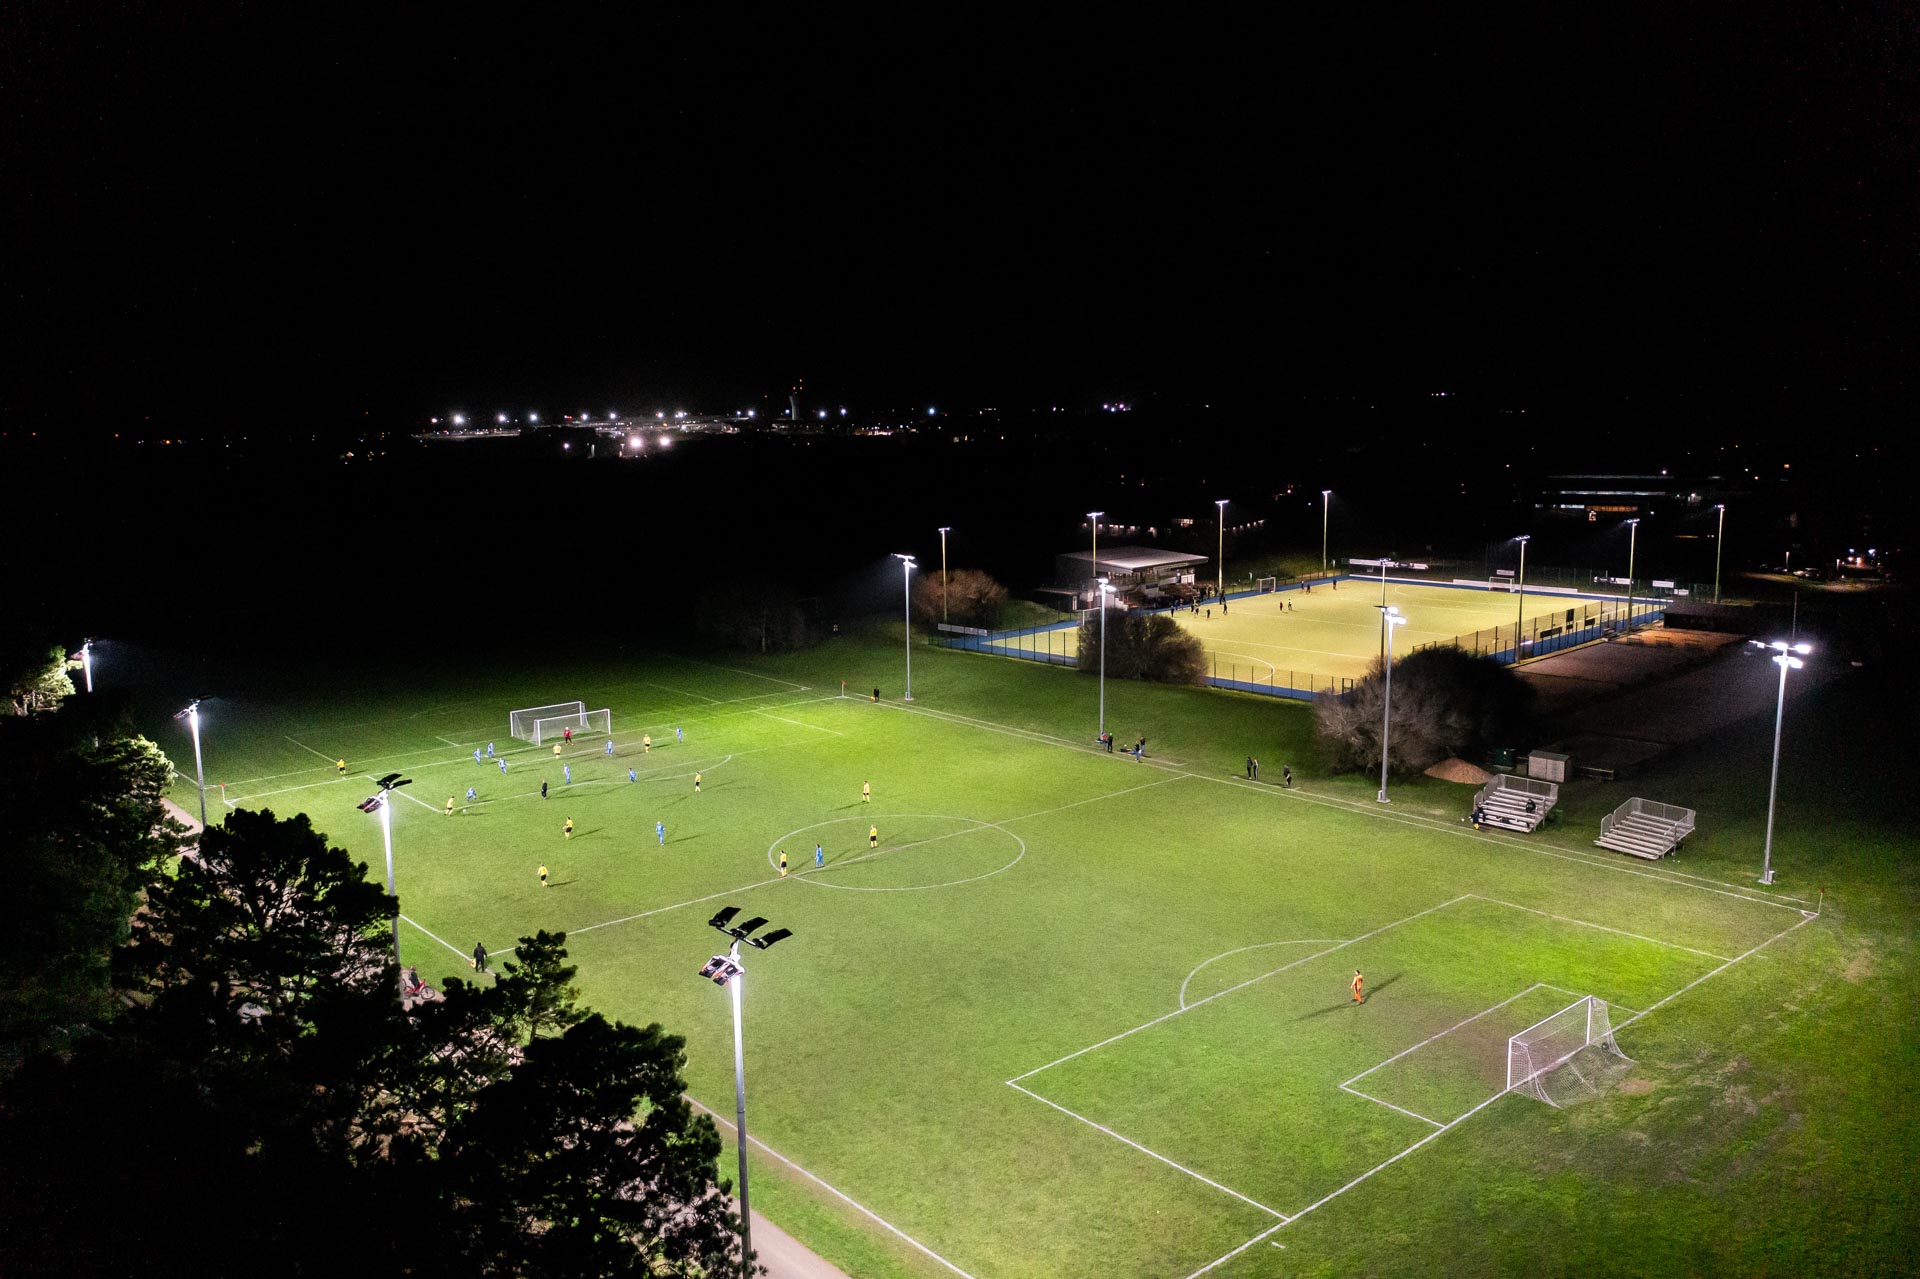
[
  {"x1": 727, "y1": 940, "x2": 753, "y2": 1274},
  {"x1": 1377, "y1": 608, "x2": 1407, "y2": 804},
  {"x1": 938, "y1": 527, "x2": 951, "y2": 624},
  {"x1": 81, "y1": 638, "x2": 94, "y2": 694},
  {"x1": 895, "y1": 554, "x2": 916, "y2": 701},
  {"x1": 378, "y1": 791, "x2": 403, "y2": 969},
  {"x1": 1758, "y1": 641, "x2": 1810, "y2": 886},
  {"x1": 1087, "y1": 511, "x2": 1103, "y2": 607},
  {"x1": 1321, "y1": 491, "x2": 1332, "y2": 575},
  {"x1": 1097, "y1": 578, "x2": 1112, "y2": 739},
  {"x1": 1514, "y1": 535, "x2": 1530, "y2": 663},
  {"x1": 185, "y1": 703, "x2": 207, "y2": 832},
  {"x1": 1215, "y1": 499, "x2": 1228, "y2": 600},
  {"x1": 1622, "y1": 518, "x2": 1640, "y2": 640},
  {"x1": 1713, "y1": 503, "x2": 1726, "y2": 604}
]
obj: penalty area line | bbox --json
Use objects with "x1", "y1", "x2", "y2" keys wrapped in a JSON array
[{"x1": 399, "y1": 913, "x2": 473, "y2": 962}]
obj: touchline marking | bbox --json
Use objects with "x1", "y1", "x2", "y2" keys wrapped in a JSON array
[
  {"x1": 1009, "y1": 895, "x2": 1473, "y2": 1084},
  {"x1": 436, "y1": 735, "x2": 461, "y2": 748},
  {"x1": 284, "y1": 735, "x2": 337, "y2": 763},
  {"x1": 399, "y1": 913, "x2": 473, "y2": 962},
  {"x1": 1181, "y1": 1222, "x2": 1287, "y2": 1278},
  {"x1": 752, "y1": 708, "x2": 844, "y2": 736},
  {"x1": 1468, "y1": 894, "x2": 1732, "y2": 962},
  {"x1": 1007, "y1": 1083, "x2": 1290, "y2": 1222},
  {"x1": 1610, "y1": 908, "x2": 1821, "y2": 1037},
  {"x1": 685, "y1": 1097, "x2": 980, "y2": 1279},
  {"x1": 363, "y1": 776, "x2": 441, "y2": 812}
]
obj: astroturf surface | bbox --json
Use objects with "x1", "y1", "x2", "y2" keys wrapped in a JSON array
[{"x1": 141, "y1": 628, "x2": 1915, "y2": 1278}]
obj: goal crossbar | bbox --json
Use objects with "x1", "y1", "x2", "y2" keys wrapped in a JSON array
[
  {"x1": 510, "y1": 701, "x2": 588, "y2": 744},
  {"x1": 1507, "y1": 995, "x2": 1627, "y2": 1099},
  {"x1": 528, "y1": 708, "x2": 611, "y2": 746}
]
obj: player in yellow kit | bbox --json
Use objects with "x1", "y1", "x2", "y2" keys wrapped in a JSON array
[
  {"x1": 564, "y1": 818, "x2": 573, "y2": 840},
  {"x1": 862, "y1": 781, "x2": 871, "y2": 803},
  {"x1": 869, "y1": 824, "x2": 879, "y2": 849}
]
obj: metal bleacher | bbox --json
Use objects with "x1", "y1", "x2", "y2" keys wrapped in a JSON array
[
  {"x1": 1594, "y1": 797, "x2": 1696, "y2": 860},
  {"x1": 1469, "y1": 775, "x2": 1558, "y2": 833}
]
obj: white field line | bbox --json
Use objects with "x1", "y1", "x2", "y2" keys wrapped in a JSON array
[
  {"x1": 641, "y1": 680, "x2": 721, "y2": 704},
  {"x1": 753, "y1": 709, "x2": 844, "y2": 736},
  {"x1": 1469, "y1": 894, "x2": 1732, "y2": 962},
  {"x1": 1179, "y1": 940, "x2": 1351, "y2": 1010},
  {"x1": 1006, "y1": 1083, "x2": 1290, "y2": 1222},
  {"x1": 366, "y1": 777, "x2": 441, "y2": 812},
  {"x1": 1182, "y1": 1223, "x2": 1288, "y2": 1278},
  {"x1": 1343, "y1": 984, "x2": 1551, "y2": 1090},
  {"x1": 684, "y1": 1097, "x2": 980, "y2": 1279},
  {"x1": 1171, "y1": 905, "x2": 1830, "y2": 1275},
  {"x1": 1008, "y1": 896, "x2": 1474, "y2": 1084},
  {"x1": 283, "y1": 735, "x2": 338, "y2": 763},
  {"x1": 436, "y1": 735, "x2": 461, "y2": 747},
  {"x1": 399, "y1": 913, "x2": 474, "y2": 962},
  {"x1": 674, "y1": 657, "x2": 809, "y2": 690},
  {"x1": 1334, "y1": 1085, "x2": 1444, "y2": 1129}
]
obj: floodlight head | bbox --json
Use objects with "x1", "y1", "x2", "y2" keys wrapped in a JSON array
[
  {"x1": 1088, "y1": 510, "x2": 1103, "y2": 519},
  {"x1": 357, "y1": 795, "x2": 383, "y2": 813},
  {"x1": 173, "y1": 699, "x2": 201, "y2": 721},
  {"x1": 747, "y1": 927, "x2": 793, "y2": 950},
  {"x1": 1775, "y1": 654, "x2": 1805, "y2": 670},
  {"x1": 707, "y1": 906, "x2": 742, "y2": 932},
  {"x1": 895, "y1": 553, "x2": 916, "y2": 569},
  {"x1": 1215, "y1": 499, "x2": 1228, "y2": 509},
  {"x1": 1625, "y1": 517, "x2": 1641, "y2": 526},
  {"x1": 1515, "y1": 534, "x2": 1531, "y2": 543},
  {"x1": 938, "y1": 526, "x2": 951, "y2": 535}
]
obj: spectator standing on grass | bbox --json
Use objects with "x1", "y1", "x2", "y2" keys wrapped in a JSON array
[
  {"x1": 1283, "y1": 765, "x2": 1292, "y2": 788},
  {"x1": 1246, "y1": 756, "x2": 1255, "y2": 779},
  {"x1": 1252, "y1": 758, "x2": 1260, "y2": 781},
  {"x1": 472, "y1": 941, "x2": 488, "y2": 973}
]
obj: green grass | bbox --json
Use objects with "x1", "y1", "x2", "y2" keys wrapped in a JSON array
[
  {"x1": 144, "y1": 626, "x2": 1916, "y2": 1278},
  {"x1": 984, "y1": 580, "x2": 1629, "y2": 688}
]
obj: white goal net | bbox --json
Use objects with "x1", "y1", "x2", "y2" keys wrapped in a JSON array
[
  {"x1": 527, "y1": 708, "x2": 611, "y2": 746},
  {"x1": 1507, "y1": 995, "x2": 1633, "y2": 1107},
  {"x1": 506, "y1": 702, "x2": 579, "y2": 741},
  {"x1": 1256, "y1": 576, "x2": 1278, "y2": 593}
]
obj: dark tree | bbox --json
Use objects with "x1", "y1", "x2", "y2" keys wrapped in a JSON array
[
  {"x1": 910, "y1": 567, "x2": 1010, "y2": 628},
  {"x1": 695, "y1": 575, "x2": 809, "y2": 652},
  {"x1": 1078, "y1": 607, "x2": 1207, "y2": 684},
  {"x1": 0, "y1": 809, "x2": 746, "y2": 1278},
  {"x1": 0, "y1": 721, "x2": 180, "y2": 1074},
  {"x1": 1315, "y1": 647, "x2": 1535, "y2": 775},
  {"x1": 2, "y1": 641, "x2": 75, "y2": 716}
]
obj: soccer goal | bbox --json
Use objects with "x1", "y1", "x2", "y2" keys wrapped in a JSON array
[
  {"x1": 1255, "y1": 576, "x2": 1279, "y2": 593},
  {"x1": 509, "y1": 701, "x2": 611, "y2": 745},
  {"x1": 1507, "y1": 995, "x2": 1633, "y2": 1107}
]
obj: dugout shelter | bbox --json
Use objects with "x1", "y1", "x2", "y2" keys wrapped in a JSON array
[{"x1": 1056, "y1": 546, "x2": 1211, "y2": 609}]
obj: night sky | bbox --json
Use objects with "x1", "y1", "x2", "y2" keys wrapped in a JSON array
[{"x1": 5, "y1": 7, "x2": 1915, "y2": 429}]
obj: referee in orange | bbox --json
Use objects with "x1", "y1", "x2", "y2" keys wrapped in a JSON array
[{"x1": 1351, "y1": 970, "x2": 1365, "y2": 1004}]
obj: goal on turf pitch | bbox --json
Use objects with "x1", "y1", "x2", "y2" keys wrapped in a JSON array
[
  {"x1": 509, "y1": 702, "x2": 613, "y2": 746},
  {"x1": 1507, "y1": 995, "x2": 1634, "y2": 1108},
  {"x1": 1256, "y1": 576, "x2": 1278, "y2": 593}
]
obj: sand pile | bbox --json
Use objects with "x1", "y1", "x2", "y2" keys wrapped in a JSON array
[{"x1": 1424, "y1": 757, "x2": 1493, "y2": 784}]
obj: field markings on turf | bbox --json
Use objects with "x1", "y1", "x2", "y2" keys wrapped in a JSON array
[
  {"x1": 366, "y1": 776, "x2": 442, "y2": 812},
  {"x1": 753, "y1": 708, "x2": 844, "y2": 736},
  {"x1": 674, "y1": 656, "x2": 809, "y2": 691},
  {"x1": 399, "y1": 912, "x2": 474, "y2": 962},
  {"x1": 1468, "y1": 894, "x2": 1730, "y2": 961},
  {"x1": 436, "y1": 735, "x2": 461, "y2": 747},
  {"x1": 1183, "y1": 905, "x2": 1823, "y2": 1277},
  {"x1": 1179, "y1": 940, "x2": 1350, "y2": 1009},
  {"x1": 685, "y1": 1096, "x2": 981, "y2": 1279},
  {"x1": 283, "y1": 735, "x2": 338, "y2": 763},
  {"x1": 1005, "y1": 1082, "x2": 1292, "y2": 1222},
  {"x1": 1009, "y1": 895, "x2": 1472, "y2": 1083},
  {"x1": 1338, "y1": 982, "x2": 1561, "y2": 1128}
]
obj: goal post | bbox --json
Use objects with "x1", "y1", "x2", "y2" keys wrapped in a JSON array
[
  {"x1": 530, "y1": 708, "x2": 611, "y2": 746},
  {"x1": 1507, "y1": 995, "x2": 1630, "y2": 1106},
  {"x1": 509, "y1": 701, "x2": 585, "y2": 744},
  {"x1": 1255, "y1": 576, "x2": 1278, "y2": 593}
]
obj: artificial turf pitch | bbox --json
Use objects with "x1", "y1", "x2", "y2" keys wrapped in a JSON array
[
  {"x1": 146, "y1": 636, "x2": 1893, "y2": 1278},
  {"x1": 985, "y1": 580, "x2": 1629, "y2": 689}
]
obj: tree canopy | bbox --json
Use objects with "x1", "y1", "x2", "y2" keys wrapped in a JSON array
[
  {"x1": 4, "y1": 641, "x2": 76, "y2": 716},
  {"x1": 910, "y1": 567, "x2": 1009, "y2": 628},
  {"x1": 1314, "y1": 646, "x2": 1535, "y2": 775},
  {"x1": 1077, "y1": 607, "x2": 1207, "y2": 684},
  {"x1": 0, "y1": 807, "x2": 745, "y2": 1277}
]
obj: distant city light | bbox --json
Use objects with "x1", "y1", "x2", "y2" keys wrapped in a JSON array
[
  {"x1": 497, "y1": 413, "x2": 507, "y2": 424},
  {"x1": 529, "y1": 412, "x2": 539, "y2": 423},
  {"x1": 628, "y1": 435, "x2": 641, "y2": 450},
  {"x1": 928, "y1": 407, "x2": 936, "y2": 416},
  {"x1": 563, "y1": 442, "x2": 571, "y2": 450},
  {"x1": 580, "y1": 412, "x2": 591, "y2": 421},
  {"x1": 451, "y1": 414, "x2": 465, "y2": 426}
]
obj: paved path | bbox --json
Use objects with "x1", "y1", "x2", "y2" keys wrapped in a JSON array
[{"x1": 744, "y1": 1206, "x2": 854, "y2": 1279}]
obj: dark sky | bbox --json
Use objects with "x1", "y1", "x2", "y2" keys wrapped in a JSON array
[{"x1": 5, "y1": 6, "x2": 1914, "y2": 428}]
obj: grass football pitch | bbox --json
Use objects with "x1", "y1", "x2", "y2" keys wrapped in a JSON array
[
  {"x1": 985, "y1": 580, "x2": 1624, "y2": 688},
  {"x1": 146, "y1": 632, "x2": 1911, "y2": 1278}
]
